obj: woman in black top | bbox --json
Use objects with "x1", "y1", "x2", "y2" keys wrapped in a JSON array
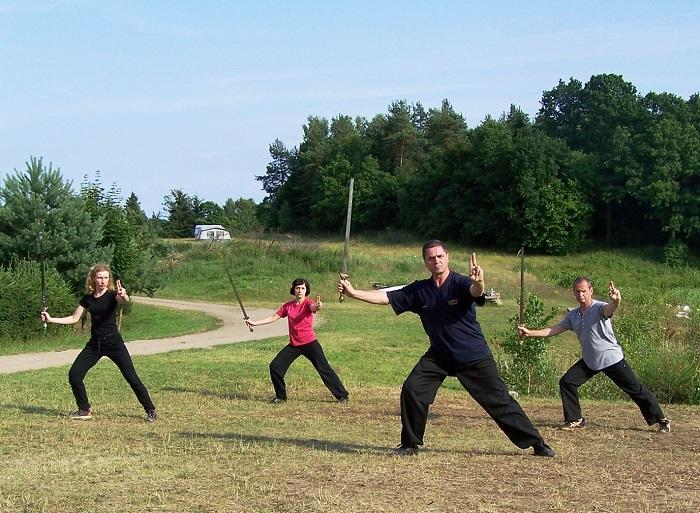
[{"x1": 41, "y1": 264, "x2": 157, "y2": 422}]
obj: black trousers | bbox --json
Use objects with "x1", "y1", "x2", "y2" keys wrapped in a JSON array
[
  {"x1": 68, "y1": 343, "x2": 156, "y2": 412},
  {"x1": 560, "y1": 358, "x2": 665, "y2": 424},
  {"x1": 269, "y1": 340, "x2": 348, "y2": 400},
  {"x1": 400, "y1": 354, "x2": 544, "y2": 449}
]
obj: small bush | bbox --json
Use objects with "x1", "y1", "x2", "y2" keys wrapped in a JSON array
[
  {"x1": 495, "y1": 293, "x2": 558, "y2": 395},
  {"x1": 0, "y1": 260, "x2": 76, "y2": 342},
  {"x1": 664, "y1": 240, "x2": 689, "y2": 267}
]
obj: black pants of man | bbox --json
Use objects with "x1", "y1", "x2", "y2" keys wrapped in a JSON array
[
  {"x1": 68, "y1": 343, "x2": 156, "y2": 412},
  {"x1": 400, "y1": 354, "x2": 545, "y2": 449},
  {"x1": 269, "y1": 340, "x2": 348, "y2": 401},
  {"x1": 560, "y1": 358, "x2": 665, "y2": 424}
]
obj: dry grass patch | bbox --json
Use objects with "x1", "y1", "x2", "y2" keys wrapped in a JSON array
[{"x1": 1, "y1": 369, "x2": 698, "y2": 513}]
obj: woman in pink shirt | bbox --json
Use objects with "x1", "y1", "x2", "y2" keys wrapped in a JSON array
[{"x1": 246, "y1": 278, "x2": 349, "y2": 404}]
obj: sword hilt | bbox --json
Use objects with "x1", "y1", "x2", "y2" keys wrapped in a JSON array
[
  {"x1": 244, "y1": 315, "x2": 254, "y2": 332},
  {"x1": 338, "y1": 272, "x2": 349, "y2": 302}
]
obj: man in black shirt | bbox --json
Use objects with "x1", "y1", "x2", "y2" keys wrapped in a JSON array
[{"x1": 338, "y1": 240, "x2": 554, "y2": 457}]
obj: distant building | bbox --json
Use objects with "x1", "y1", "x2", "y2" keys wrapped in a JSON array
[{"x1": 194, "y1": 224, "x2": 231, "y2": 241}]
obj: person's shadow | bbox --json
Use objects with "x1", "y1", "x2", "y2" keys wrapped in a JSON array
[
  {"x1": 1, "y1": 403, "x2": 66, "y2": 416},
  {"x1": 159, "y1": 385, "x2": 257, "y2": 402},
  {"x1": 175, "y1": 430, "x2": 519, "y2": 457}
]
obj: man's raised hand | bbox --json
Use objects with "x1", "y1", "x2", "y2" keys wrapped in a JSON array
[
  {"x1": 608, "y1": 281, "x2": 621, "y2": 302},
  {"x1": 469, "y1": 253, "x2": 484, "y2": 284}
]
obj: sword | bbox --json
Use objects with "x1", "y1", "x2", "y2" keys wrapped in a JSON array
[
  {"x1": 224, "y1": 266, "x2": 253, "y2": 332},
  {"x1": 518, "y1": 246, "x2": 525, "y2": 337},
  {"x1": 339, "y1": 177, "x2": 354, "y2": 302},
  {"x1": 38, "y1": 231, "x2": 47, "y2": 330}
]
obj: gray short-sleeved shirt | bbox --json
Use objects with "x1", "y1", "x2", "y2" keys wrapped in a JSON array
[{"x1": 557, "y1": 300, "x2": 624, "y2": 371}]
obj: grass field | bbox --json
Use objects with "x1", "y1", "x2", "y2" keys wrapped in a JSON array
[
  {"x1": 1, "y1": 237, "x2": 698, "y2": 512},
  {"x1": 1, "y1": 330, "x2": 698, "y2": 513}
]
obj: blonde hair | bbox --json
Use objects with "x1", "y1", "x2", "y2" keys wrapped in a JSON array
[{"x1": 85, "y1": 264, "x2": 115, "y2": 294}]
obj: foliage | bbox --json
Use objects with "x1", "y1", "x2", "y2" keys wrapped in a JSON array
[
  {"x1": 124, "y1": 191, "x2": 148, "y2": 228},
  {"x1": 255, "y1": 139, "x2": 296, "y2": 204},
  {"x1": 614, "y1": 299, "x2": 700, "y2": 404},
  {"x1": 162, "y1": 189, "x2": 197, "y2": 237},
  {"x1": 81, "y1": 175, "x2": 166, "y2": 297},
  {"x1": 495, "y1": 293, "x2": 559, "y2": 395},
  {"x1": 257, "y1": 75, "x2": 700, "y2": 253},
  {"x1": 0, "y1": 260, "x2": 75, "y2": 341},
  {"x1": 537, "y1": 74, "x2": 700, "y2": 245},
  {"x1": 663, "y1": 239, "x2": 690, "y2": 267},
  {"x1": 161, "y1": 189, "x2": 262, "y2": 237},
  {"x1": 0, "y1": 157, "x2": 111, "y2": 290},
  {"x1": 222, "y1": 198, "x2": 262, "y2": 233},
  {"x1": 81, "y1": 174, "x2": 141, "y2": 281}
]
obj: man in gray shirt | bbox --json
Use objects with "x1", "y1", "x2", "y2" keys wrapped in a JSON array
[{"x1": 518, "y1": 277, "x2": 670, "y2": 432}]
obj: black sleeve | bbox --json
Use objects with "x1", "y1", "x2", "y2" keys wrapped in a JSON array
[
  {"x1": 456, "y1": 273, "x2": 485, "y2": 306},
  {"x1": 387, "y1": 281, "x2": 420, "y2": 316}
]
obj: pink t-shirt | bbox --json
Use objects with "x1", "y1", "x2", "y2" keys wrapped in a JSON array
[{"x1": 276, "y1": 298, "x2": 317, "y2": 346}]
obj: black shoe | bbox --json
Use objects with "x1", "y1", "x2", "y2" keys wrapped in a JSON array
[
  {"x1": 657, "y1": 418, "x2": 671, "y2": 433},
  {"x1": 338, "y1": 396, "x2": 349, "y2": 404},
  {"x1": 145, "y1": 409, "x2": 157, "y2": 422},
  {"x1": 270, "y1": 397, "x2": 286, "y2": 404},
  {"x1": 391, "y1": 444, "x2": 419, "y2": 456},
  {"x1": 532, "y1": 442, "x2": 556, "y2": 457}
]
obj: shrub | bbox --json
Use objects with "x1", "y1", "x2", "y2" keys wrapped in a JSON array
[
  {"x1": 0, "y1": 260, "x2": 75, "y2": 342},
  {"x1": 664, "y1": 239, "x2": 689, "y2": 267},
  {"x1": 614, "y1": 300, "x2": 699, "y2": 404},
  {"x1": 495, "y1": 293, "x2": 558, "y2": 395}
]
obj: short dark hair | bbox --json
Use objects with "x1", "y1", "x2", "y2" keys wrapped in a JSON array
[
  {"x1": 422, "y1": 239, "x2": 448, "y2": 260},
  {"x1": 290, "y1": 278, "x2": 311, "y2": 296},
  {"x1": 573, "y1": 276, "x2": 592, "y2": 289}
]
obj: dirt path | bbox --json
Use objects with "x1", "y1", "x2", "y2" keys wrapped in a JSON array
[{"x1": 0, "y1": 297, "x2": 287, "y2": 375}]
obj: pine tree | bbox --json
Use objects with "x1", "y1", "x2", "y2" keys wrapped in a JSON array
[{"x1": 0, "y1": 157, "x2": 111, "y2": 290}]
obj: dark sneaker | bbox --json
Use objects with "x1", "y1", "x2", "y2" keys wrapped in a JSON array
[
  {"x1": 532, "y1": 442, "x2": 556, "y2": 457},
  {"x1": 270, "y1": 397, "x2": 286, "y2": 404},
  {"x1": 146, "y1": 409, "x2": 157, "y2": 422},
  {"x1": 391, "y1": 444, "x2": 419, "y2": 456},
  {"x1": 338, "y1": 397, "x2": 349, "y2": 404},
  {"x1": 560, "y1": 417, "x2": 586, "y2": 430},
  {"x1": 69, "y1": 408, "x2": 93, "y2": 421},
  {"x1": 657, "y1": 418, "x2": 671, "y2": 433}
]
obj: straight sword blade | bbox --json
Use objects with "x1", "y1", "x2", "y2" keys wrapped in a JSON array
[
  {"x1": 339, "y1": 177, "x2": 354, "y2": 302},
  {"x1": 224, "y1": 266, "x2": 253, "y2": 332},
  {"x1": 518, "y1": 246, "x2": 525, "y2": 335},
  {"x1": 38, "y1": 231, "x2": 47, "y2": 330}
]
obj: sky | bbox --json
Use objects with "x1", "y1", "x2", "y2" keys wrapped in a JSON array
[{"x1": 1, "y1": 1, "x2": 699, "y2": 216}]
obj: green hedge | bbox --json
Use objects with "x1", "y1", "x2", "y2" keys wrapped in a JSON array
[{"x1": 0, "y1": 260, "x2": 76, "y2": 342}]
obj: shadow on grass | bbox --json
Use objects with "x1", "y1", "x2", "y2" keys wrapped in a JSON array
[
  {"x1": 175, "y1": 430, "x2": 523, "y2": 457},
  {"x1": 160, "y1": 385, "x2": 258, "y2": 402},
  {"x1": 1, "y1": 403, "x2": 66, "y2": 416}
]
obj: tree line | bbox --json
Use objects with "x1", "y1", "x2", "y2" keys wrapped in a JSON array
[{"x1": 257, "y1": 74, "x2": 700, "y2": 256}]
